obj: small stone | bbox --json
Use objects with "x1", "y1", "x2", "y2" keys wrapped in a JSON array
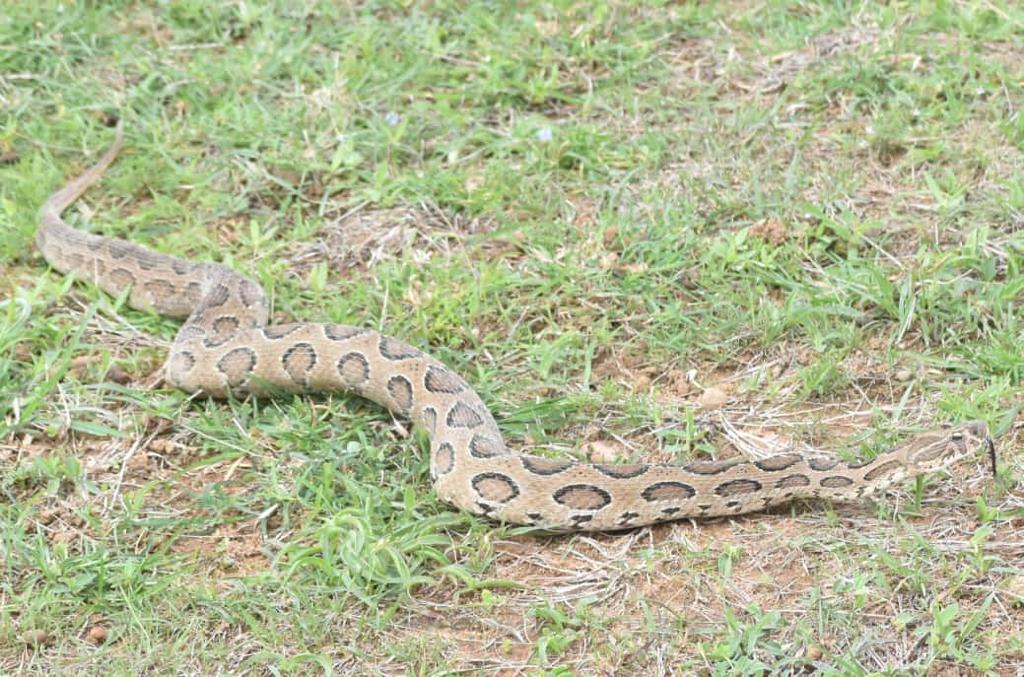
[
  {"x1": 895, "y1": 369, "x2": 913, "y2": 382},
  {"x1": 698, "y1": 386, "x2": 730, "y2": 410},
  {"x1": 804, "y1": 644, "x2": 823, "y2": 661},
  {"x1": 87, "y1": 625, "x2": 108, "y2": 645},
  {"x1": 105, "y1": 364, "x2": 131, "y2": 385},
  {"x1": 23, "y1": 629, "x2": 50, "y2": 647},
  {"x1": 584, "y1": 440, "x2": 623, "y2": 464}
]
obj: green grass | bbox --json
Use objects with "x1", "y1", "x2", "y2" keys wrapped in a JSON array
[{"x1": 2, "y1": 0, "x2": 1023, "y2": 673}]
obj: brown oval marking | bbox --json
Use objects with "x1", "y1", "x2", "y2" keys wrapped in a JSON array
[
  {"x1": 775, "y1": 474, "x2": 810, "y2": 489},
  {"x1": 521, "y1": 456, "x2": 574, "y2": 476},
  {"x1": 819, "y1": 476, "x2": 854, "y2": 489},
  {"x1": 682, "y1": 458, "x2": 743, "y2": 475},
  {"x1": 446, "y1": 401, "x2": 483, "y2": 428},
  {"x1": 171, "y1": 260, "x2": 191, "y2": 275},
  {"x1": 378, "y1": 336, "x2": 421, "y2": 361},
  {"x1": 263, "y1": 324, "x2": 302, "y2": 340},
  {"x1": 421, "y1": 407, "x2": 437, "y2": 436},
  {"x1": 282, "y1": 342, "x2": 317, "y2": 384},
  {"x1": 337, "y1": 352, "x2": 370, "y2": 387},
  {"x1": 185, "y1": 281, "x2": 203, "y2": 304},
  {"x1": 168, "y1": 350, "x2": 195, "y2": 373},
  {"x1": 109, "y1": 268, "x2": 135, "y2": 288},
  {"x1": 808, "y1": 457, "x2": 839, "y2": 472},
  {"x1": 237, "y1": 278, "x2": 265, "y2": 308},
  {"x1": 434, "y1": 442, "x2": 455, "y2": 476},
  {"x1": 143, "y1": 279, "x2": 176, "y2": 302},
  {"x1": 641, "y1": 481, "x2": 696, "y2": 502},
  {"x1": 595, "y1": 463, "x2": 649, "y2": 479},
  {"x1": 863, "y1": 459, "x2": 904, "y2": 482},
  {"x1": 754, "y1": 453, "x2": 803, "y2": 472},
  {"x1": 386, "y1": 375, "x2": 414, "y2": 413},
  {"x1": 203, "y1": 283, "x2": 231, "y2": 308},
  {"x1": 714, "y1": 479, "x2": 763, "y2": 497},
  {"x1": 468, "y1": 433, "x2": 503, "y2": 458},
  {"x1": 324, "y1": 324, "x2": 368, "y2": 341},
  {"x1": 213, "y1": 316, "x2": 241, "y2": 336},
  {"x1": 216, "y1": 347, "x2": 257, "y2": 387},
  {"x1": 552, "y1": 484, "x2": 612, "y2": 511},
  {"x1": 423, "y1": 365, "x2": 466, "y2": 394},
  {"x1": 471, "y1": 472, "x2": 520, "y2": 503}
]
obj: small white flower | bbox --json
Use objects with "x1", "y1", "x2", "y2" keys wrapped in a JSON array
[
  {"x1": 385, "y1": 112, "x2": 401, "y2": 126},
  {"x1": 536, "y1": 127, "x2": 553, "y2": 142}
]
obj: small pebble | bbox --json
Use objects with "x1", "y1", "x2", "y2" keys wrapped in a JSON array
[
  {"x1": 23, "y1": 629, "x2": 50, "y2": 647},
  {"x1": 698, "y1": 386, "x2": 729, "y2": 410},
  {"x1": 87, "y1": 625, "x2": 108, "y2": 645}
]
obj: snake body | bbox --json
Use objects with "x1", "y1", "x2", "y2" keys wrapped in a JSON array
[{"x1": 37, "y1": 124, "x2": 993, "y2": 531}]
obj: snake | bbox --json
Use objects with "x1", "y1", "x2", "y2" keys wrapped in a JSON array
[{"x1": 36, "y1": 123, "x2": 996, "y2": 532}]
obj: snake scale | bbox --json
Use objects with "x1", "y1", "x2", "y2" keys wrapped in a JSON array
[{"x1": 36, "y1": 123, "x2": 995, "y2": 531}]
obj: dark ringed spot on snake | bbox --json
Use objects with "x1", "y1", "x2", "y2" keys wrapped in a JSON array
[
  {"x1": 171, "y1": 260, "x2": 190, "y2": 275},
  {"x1": 469, "y1": 433, "x2": 503, "y2": 458},
  {"x1": 641, "y1": 481, "x2": 696, "y2": 502},
  {"x1": 263, "y1": 325, "x2": 301, "y2": 340},
  {"x1": 203, "y1": 283, "x2": 231, "y2": 308},
  {"x1": 282, "y1": 342, "x2": 317, "y2": 384},
  {"x1": 446, "y1": 401, "x2": 483, "y2": 428},
  {"x1": 143, "y1": 279, "x2": 175, "y2": 301},
  {"x1": 754, "y1": 453, "x2": 802, "y2": 472},
  {"x1": 595, "y1": 463, "x2": 649, "y2": 479},
  {"x1": 378, "y1": 336, "x2": 421, "y2": 361},
  {"x1": 661, "y1": 507, "x2": 681, "y2": 516},
  {"x1": 526, "y1": 512, "x2": 544, "y2": 522},
  {"x1": 169, "y1": 350, "x2": 195, "y2": 373},
  {"x1": 863, "y1": 459, "x2": 903, "y2": 482},
  {"x1": 216, "y1": 346, "x2": 257, "y2": 387},
  {"x1": 683, "y1": 458, "x2": 743, "y2": 475},
  {"x1": 421, "y1": 407, "x2": 437, "y2": 436},
  {"x1": 386, "y1": 375, "x2": 414, "y2": 413},
  {"x1": 434, "y1": 442, "x2": 454, "y2": 475},
  {"x1": 91, "y1": 258, "x2": 107, "y2": 276},
  {"x1": 775, "y1": 474, "x2": 810, "y2": 489},
  {"x1": 571, "y1": 514, "x2": 593, "y2": 524},
  {"x1": 471, "y1": 472, "x2": 520, "y2": 503},
  {"x1": 185, "y1": 281, "x2": 203, "y2": 303},
  {"x1": 521, "y1": 457, "x2": 573, "y2": 476},
  {"x1": 726, "y1": 500, "x2": 743, "y2": 510},
  {"x1": 337, "y1": 352, "x2": 370, "y2": 387},
  {"x1": 213, "y1": 316, "x2": 241, "y2": 336},
  {"x1": 819, "y1": 476, "x2": 854, "y2": 489},
  {"x1": 714, "y1": 479, "x2": 762, "y2": 497},
  {"x1": 324, "y1": 324, "x2": 368, "y2": 341},
  {"x1": 237, "y1": 278, "x2": 264, "y2": 308},
  {"x1": 109, "y1": 268, "x2": 135, "y2": 288},
  {"x1": 808, "y1": 457, "x2": 839, "y2": 472},
  {"x1": 475, "y1": 502, "x2": 495, "y2": 515},
  {"x1": 552, "y1": 484, "x2": 612, "y2": 511},
  {"x1": 698, "y1": 504, "x2": 711, "y2": 513},
  {"x1": 423, "y1": 365, "x2": 466, "y2": 394}
]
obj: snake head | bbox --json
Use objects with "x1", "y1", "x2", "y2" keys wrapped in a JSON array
[{"x1": 904, "y1": 420, "x2": 995, "y2": 477}]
